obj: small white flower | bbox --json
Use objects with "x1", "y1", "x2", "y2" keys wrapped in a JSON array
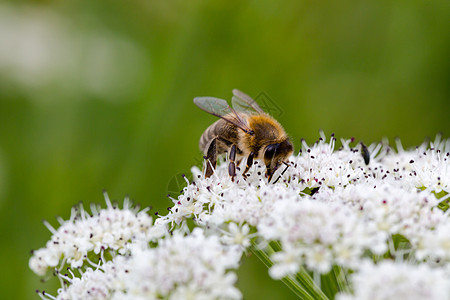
[
  {"x1": 269, "y1": 247, "x2": 302, "y2": 279},
  {"x1": 220, "y1": 223, "x2": 254, "y2": 249}
]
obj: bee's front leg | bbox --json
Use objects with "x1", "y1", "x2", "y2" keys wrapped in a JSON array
[
  {"x1": 228, "y1": 144, "x2": 237, "y2": 182},
  {"x1": 266, "y1": 164, "x2": 278, "y2": 183},
  {"x1": 204, "y1": 138, "x2": 217, "y2": 178},
  {"x1": 242, "y1": 152, "x2": 255, "y2": 179}
]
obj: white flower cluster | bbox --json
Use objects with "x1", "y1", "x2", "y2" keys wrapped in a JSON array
[
  {"x1": 337, "y1": 260, "x2": 450, "y2": 300},
  {"x1": 319, "y1": 183, "x2": 450, "y2": 265},
  {"x1": 54, "y1": 228, "x2": 242, "y2": 300},
  {"x1": 156, "y1": 133, "x2": 449, "y2": 298},
  {"x1": 54, "y1": 261, "x2": 119, "y2": 300},
  {"x1": 30, "y1": 133, "x2": 449, "y2": 299},
  {"x1": 30, "y1": 196, "x2": 242, "y2": 300},
  {"x1": 258, "y1": 198, "x2": 386, "y2": 277},
  {"x1": 29, "y1": 194, "x2": 162, "y2": 276}
]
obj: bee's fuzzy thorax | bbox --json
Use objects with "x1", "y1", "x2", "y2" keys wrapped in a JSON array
[
  {"x1": 242, "y1": 114, "x2": 288, "y2": 155},
  {"x1": 248, "y1": 114, "x2": 287, "y2": 140}
]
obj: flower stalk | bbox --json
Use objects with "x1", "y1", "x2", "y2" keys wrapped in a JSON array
[{"x1": 250, "y1": 240, "x2": 329, "y2": 300}]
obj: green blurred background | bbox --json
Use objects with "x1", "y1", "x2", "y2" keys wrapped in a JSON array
[{"x1": 0, "y1": 0, "x2": 448, "y2": 299}]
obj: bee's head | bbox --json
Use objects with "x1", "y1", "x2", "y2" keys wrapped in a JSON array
[{"x1": 263, "y1": 138, "x2": 294, "y2": 182}]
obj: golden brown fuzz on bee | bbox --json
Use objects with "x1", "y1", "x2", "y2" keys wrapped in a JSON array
[{"x1": 242, "y1": 114, "x2": 288, "y2": 155}]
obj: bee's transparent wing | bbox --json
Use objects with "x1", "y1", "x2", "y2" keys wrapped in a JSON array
[
  {"x1": 194, "y1": 96, "x2": 253, "y2": 134},
  {"x1": 231, "y1": 89, "x2": 265, "y2": 114}
]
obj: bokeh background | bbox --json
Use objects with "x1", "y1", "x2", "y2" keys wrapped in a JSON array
[{"x1": 0, "y1": 0, "x2": 448, "y2": 299}]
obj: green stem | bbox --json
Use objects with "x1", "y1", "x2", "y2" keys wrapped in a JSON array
[
  {"x1": 294, "y1": 267, "x2": 329, "y2": 300},
  {"x1": 250, "y1": 241, "x2": 329, "y2": 300},
  {"x1": 333, "y1": 265, "x2": 349, "y2": 294}
]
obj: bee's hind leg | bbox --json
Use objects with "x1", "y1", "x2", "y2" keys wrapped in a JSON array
[
  {"x1": 204, "y1": 138, "x2": 217, "y2": 178},
  {"x1": 228, "y1": 144, "x2": 237, "y2": 182}
]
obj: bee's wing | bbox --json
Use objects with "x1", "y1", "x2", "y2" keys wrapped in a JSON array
[
  {"x1": 194, "y1": 96, "x2": 254, "y2": 134},
  {"x1": 231, "y1": 89, "x2": 265, "y2": 114}
]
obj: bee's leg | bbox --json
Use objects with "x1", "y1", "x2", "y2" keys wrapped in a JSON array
[
  {"x1": 204, "y1": 138, "x2": 217, "y2": 178},
  {"x1": 228, "y1": 144, "x2": 237, "y2": 181},
  {"x1": 360, "y1": 142, "x2": 370, "y2": 165},
  {"x1": 242, "y1": 152, "x2": 255, "y2": 179},
  {"x1": 266, "y1": 164, "x2": 278, "y2": 183}
]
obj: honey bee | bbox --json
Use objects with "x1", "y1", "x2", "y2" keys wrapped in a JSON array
[{"x1": 194, "y1": 89, "x2": 294, "y2": 182}]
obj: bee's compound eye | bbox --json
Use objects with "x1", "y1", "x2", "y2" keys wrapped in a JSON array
[{"x1": 264, "y1": 143, "x2": 279, "y2": 160}]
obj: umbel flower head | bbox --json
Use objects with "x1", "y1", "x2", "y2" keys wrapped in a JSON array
[
  {"x1": 29, "y1": 193, "x2": 162, "y2": 276},
  {"x1": 30, "y1": 194, "x2": 242, "y2": 300},
  {"x1": 54, "y1": 228, "x2": 242, "y2": 300},
  {"x1": 337, "y1": 260, "x2": 450, "y2": 300},
  {"x1": 30, "y1": 132, "x2": 450, "y2": 299}
]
